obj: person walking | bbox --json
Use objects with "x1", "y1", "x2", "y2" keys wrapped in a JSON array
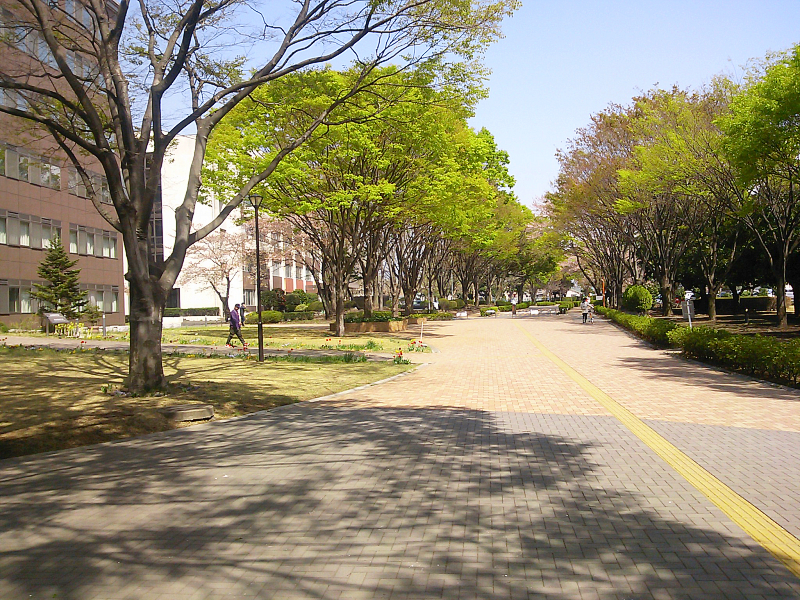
[
  {"x1": 226, "y1": 303, "x2": 247, "y2": 348},
  {"x1": 511, "y1": 292, "x2": 518, "y2": 317},
  {"x1": 580, "y1": 297, "x2": 591, "y2": 324}
]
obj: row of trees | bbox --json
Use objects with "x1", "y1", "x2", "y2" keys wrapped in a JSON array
[
  {"x1": 0, "y1": 0, "x2": 518, "y2": 390},
  {"x1": 203, "y1": 66, "x2": 544, "y2": 335},
  {"x1": 547, "y1": 44, "x2": 800, "y2": 328}
]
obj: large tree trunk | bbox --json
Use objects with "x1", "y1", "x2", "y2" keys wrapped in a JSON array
[
  {"x1": 363, "y1": 277, "x2": 374, "y2": 318},
  {"x1": 776, "y1": 276, "x2": 788, "y2": 329},
  {"x1": 660, "y1": 275, "x2": 674, "y2": 317},
  {"x1": 402, "y1": 284, "x2": 418, "y2": 316},
  {"x1": 127, "y1": 282, "x2": 166, "y2": 392},
  {"x1": 333, "y1": 275, "x2": 347, "y2": 336},
  {"x1": 707, "y1": 283, "x2": 723, "y2": 322}
]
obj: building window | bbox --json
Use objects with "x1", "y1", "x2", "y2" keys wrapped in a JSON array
[
  {"x1": 86, "y1": 232, "x2": 94, "y2": 255},
  {"x1": 18, "y1": 156, "x2": 29, "y2": 182},
  {"x1": 9, "y1": 288, "x2": 19, "y2": 313},
  {"x1": 41, "y1": 163, "x2": 61, "y2": 190},
  {"x1": 284, "y1": 261, "x2": 291, "y2": 278},
  {"x1": 244, "y1": 289, "x2": 256, "y2": 306},
  {"x1": 102, "y1": 235, "x2": 110, "y2": 257},
  {"x1": 0, "y1": 217, "x2": 5, "y2": 244},
  {"x1": 19, "y1": 221, "x2": 30, "y2": 247},
  {"x1": 69, "y1": 229, "x2": 78, "y2": 253},
  {"x1": 41, "y1": 224, "x2": 51, "y2": 248},
  {"x1": 0, "y1": 147, "x2": 4, "y2": 174},
  {"x1": 20, "y1": 289, "x2": 32, "y2": 313},
  {"x1": 166, "y1": 288, "x2": 180, "y2": 309},
  {"x1": 111, "y1": 291, "x2": 118, "y2": 313},
  {"x1": 109, "y1": 236, "x2": 116, "y2": 259}
]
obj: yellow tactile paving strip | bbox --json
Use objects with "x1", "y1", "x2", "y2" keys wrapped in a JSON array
[
  {"x1": 515, "y1": 321, "x2": 800, "y2": 580},
  {"x1": 527, "y1": 316, "x2": 800, "y2": 432}
]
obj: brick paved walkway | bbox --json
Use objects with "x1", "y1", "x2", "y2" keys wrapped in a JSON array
[{"x1": 1, "y1": 313, "x2": 799, "y2": 599}]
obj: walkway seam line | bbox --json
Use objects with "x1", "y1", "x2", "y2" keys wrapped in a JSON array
[{"x1": 514, "y1": 322, "x2": 800, "y2": 579}]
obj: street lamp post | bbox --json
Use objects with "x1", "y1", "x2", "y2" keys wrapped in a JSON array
[{"x1": 249, "y1": 194, "x2": 265, "y2": 362}]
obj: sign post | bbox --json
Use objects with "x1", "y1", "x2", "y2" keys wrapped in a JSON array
[
  {"x1": 43, "y1": 312, "x2": 69, "y2": 337},
  {"x1": 680, "y1": 300, "x2": 695, "y2": 330}
]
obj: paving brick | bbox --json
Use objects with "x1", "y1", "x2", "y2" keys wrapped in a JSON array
[{"x1": 0, "y1": 315, "x2": 798, "y2": 598}]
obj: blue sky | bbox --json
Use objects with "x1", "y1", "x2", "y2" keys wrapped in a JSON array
[{"x1": 471, "y1": 1, "x2": 800, "y2": 208}]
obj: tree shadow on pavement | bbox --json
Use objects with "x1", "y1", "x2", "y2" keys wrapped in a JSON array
[
  {"x1": 0, "y1": 404, "x2": 798, "y2": 599},
  {"x1": 616, "y1": 355, "x2": 800, "y2": 403}
]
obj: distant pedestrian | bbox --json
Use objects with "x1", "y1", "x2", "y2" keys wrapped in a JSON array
[
  {"x1": 239, "y1": 304, "x2": 246, "y2": 326},
  {"x1": 226, "y1": 303, "x2": 247, "y2": 348},
  {"x1": 511, "y1": 292, "x2": 518, "y2": 316},
  {"x1": 580, "y1": 297, "x2": 591, "y2": 324}
]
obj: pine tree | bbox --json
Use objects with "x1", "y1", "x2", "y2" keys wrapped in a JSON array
[{"x1": 31, "y1": 236, "x2": 88, "y2": 320}]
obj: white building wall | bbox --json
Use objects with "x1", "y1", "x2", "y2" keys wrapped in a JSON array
[
  {"x1": 162, "y1": 135, "x2": 246, "y2": 312},
  {"x1": 124, "y1": 134, "x2": 246, "y2": 315}
]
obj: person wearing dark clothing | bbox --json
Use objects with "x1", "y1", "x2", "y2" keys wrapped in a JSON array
[
  {"x1": 226, "y1": 303, "x2": 247, "y2": 348},
  {"x1": 239, "y1": 304, "x2": 246, "y2": 326}
]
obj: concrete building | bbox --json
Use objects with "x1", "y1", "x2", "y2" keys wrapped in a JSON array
[
  {"x1": 0, "y1": 1, "x2": 125, "y2": 326},
  {"x1": 145, "y1": 135, "x2": 318, "y2": 317}
]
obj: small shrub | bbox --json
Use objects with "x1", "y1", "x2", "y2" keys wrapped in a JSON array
[
  {"x1": 479, "y1": 306, "x2": 498, "y2": 317},
  {"x1": 282, "y1": 311, "x2": 314, "y2": 321},
  {"x1": 294, "y1": 303, "x2": 308, "y2": 312},
  {"x1": 517, "y1": 302, "x2": 530, "y2": 309},
  {"x1": 245, "y1": 310, "x2": 283, "y2": 324},
  {"x1": 497, "y1": 305, "x2": 512, "y2": 312},
  {"x1": 438, "y1": 298, "x2": 454, "y2": 311},
  {"x1": 665, "y1": 325, "x2": 691, "y2": 347},
  {"x1": 428, "y1": 312, "x2": 454, "y2": 321},
  {"x1": 0, "y1": 321, "x2": 8, "y2": 333},
  {"x1": 622, "y1": 285, "x2": 653, "y2": 313},
  {"x1": 454, "y1": 299, "x2": 466, "y2": 309},
  {"x1": 308, "y1": 301, "x2": 324, "y2": 312}
]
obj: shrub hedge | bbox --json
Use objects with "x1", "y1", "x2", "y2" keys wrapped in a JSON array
[
  {"x1": 595, "y1": 306, "x2": 677, "y2": 346},
  {"x1": 282, "y1": 311, "x2": 314, "y2": 321},
  {"x1": 596, "y1": 306, "x2": 800, "y2": 387},
  {"x1": 308, "y1": 301, "x2": 324, "y2": 312},
  {"x1": 410, "y1": 312, "x2": 454, "y2": 320},
  {"x1": 344, "y1": 310, "x2": 403, "y2": 323},
  {"x1": 245, "y1": 310, "x2": 283, "y2": 324},
  {"x1": 164, "y1": 307, "x2": 219, "y2": 317},
  {"x1": 479, "y1": 306, "x2": 498, "y2": 316}
]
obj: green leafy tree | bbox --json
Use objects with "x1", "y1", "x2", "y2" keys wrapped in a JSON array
[
  {"x1": 206, "y1": 67, "x2": 495, "y2": 332},
  {"x1": 1, "y1": 0, "x2": 515, "y2": 391},
  {"x1": 30, "y1": 237, "x2": 87, "y2": 320},
  {"x1": 718, "y1": 44, "x2": 800, "y2": 328},
  {"x1": 622, "y1": 84, "x2": 743, "y2": 320}
]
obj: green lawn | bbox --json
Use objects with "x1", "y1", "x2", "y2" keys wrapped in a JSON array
[
  {"x1": 96, "y1": 323, "x2": 429, "y2": 353},
  {"x1": 0, "y1": 346, "x2": 413, "y2": 459}
]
